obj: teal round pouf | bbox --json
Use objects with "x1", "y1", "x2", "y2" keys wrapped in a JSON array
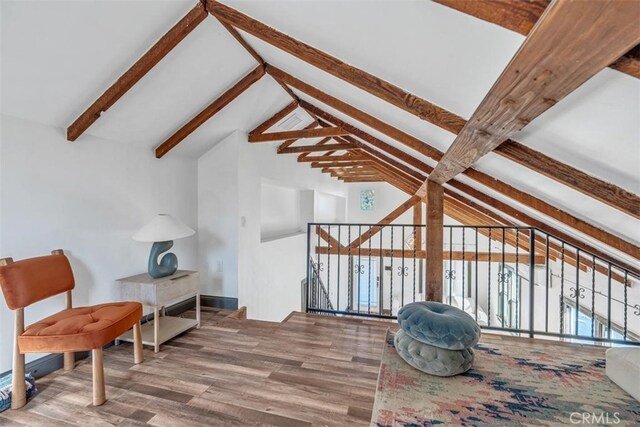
[
  {"x1": 398, "y1": 302, "x2": 481, "y2": 350},
  {"x1": 394, "y1": 329, "x2": 474, "y2": 377}
]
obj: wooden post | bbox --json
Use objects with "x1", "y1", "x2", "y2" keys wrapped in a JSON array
[
  {"x1": 92, "y1": 347, "x2": 106, "y2": 406},
  {"x1": 426, "y1": 181, "x2": 444, "y2": 302}
]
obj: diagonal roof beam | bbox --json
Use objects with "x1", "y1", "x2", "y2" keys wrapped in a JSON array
[
  {"x1": 155, "y1": 65, "x2": 265, "y2": 158},
  {"x1": 269, "y1": 66, "x2": 640, "y2": 219},
  {"x1": 248, "y1": 127, "x2": 349, "y2": 143},
  {"x1": 67, "y1": 3, "x2": 208, "y2": 141},
  {"x1": 207, "y1": 0, "x2": 639, "y2": 218},
  {"x1": 303, "y1": 103, "x2": 640, "y2": 273},
  {"x1": 249, "y1": 101, "x2": 298, "y2": 135},
  {"x1": 427, "y1": 0, "x2": 640, "y2": 185},
  {"x1": 278, "y1": 143, "x2": 357, "y2": 154},
  {"x1": 269, "y1": 67, "x2": 638, "y2": 258},
  {"x1": 433, "y1": 0, "x2": 640, "y2": 80}
]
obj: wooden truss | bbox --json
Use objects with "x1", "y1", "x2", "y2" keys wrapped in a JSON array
[{"x1": 65, "y1": 1, "x2": 640, "y2": 282}]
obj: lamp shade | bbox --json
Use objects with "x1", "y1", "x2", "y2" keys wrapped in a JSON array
[{"x1": 132, "y1": 214, "x2": 195, "y2": 242}]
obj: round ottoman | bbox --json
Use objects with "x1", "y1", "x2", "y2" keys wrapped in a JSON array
[
  {"x1": 398, "y1": 301, "x2": 481, "y2": 350},
  {"x1": 394, "y1": 329, "x2": 474, "y2": 376}
]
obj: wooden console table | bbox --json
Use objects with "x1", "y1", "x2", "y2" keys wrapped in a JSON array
[{"x1": 115, "y1": 270, "x2": 200, "y2": 352}]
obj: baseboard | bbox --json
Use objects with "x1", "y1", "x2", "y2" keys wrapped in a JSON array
[
  {"x1": 200, "y1": 295, "x2": 238, "y2": 310},
  {"x1": 0, "y1": 294, "x2": 235, "y2": 381}
]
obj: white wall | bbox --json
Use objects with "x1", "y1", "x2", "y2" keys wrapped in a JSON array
[
  {"x1": 197, "y1": 136, "x2": 239, "y2": 297},
  {"x1": 0, "y1": 114, "x2": 198, "y2": 373}
]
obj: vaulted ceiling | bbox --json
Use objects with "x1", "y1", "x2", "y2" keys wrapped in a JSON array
[{"x1": 1, "y1": 0, "x2": 638, "y2": 269}]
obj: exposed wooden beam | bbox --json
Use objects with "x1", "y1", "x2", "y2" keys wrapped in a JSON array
[
  {"x1": 427, "y1": 0, "x2": 640, "y2": 184},
  {"x1": 495, "y1": 141, "x2": 639, "y2": 219},
  {"x1": 67, "y1": 3, "x2": 208, "y2": 141},
  {"x1": 298, "y1": 137, "x2": 332, "y2": 161},
  {"x1": 311, "y1": 160, "x2": 371, "y2": 168},
  {"x1": 349, "y1": 196, "x2": 421, "y2": 248},
  {"x1": 298, "y1": 154, "x2": 367, "y2": 163},
  {"x1": 426, "y1": 181, "x2": 444, "y2": 302},
  {"x1": 216, "y1": 18, "x2": 265, "y2": 65},
  {"x1": 609, "y1": 45, "x2": 640, "y2": 79},
  {"x1": 208, "y1": 1, "x2": 466, "y2": 133},
  {"x1": 342, "y1": 177, "x2": 385, "y2": 183},
  {"x1": 155, "y1": 65, "x2": 264, "y2": 158},
  {"x1": 303, "y1": 101, "x2": 640, "y2": 261},
  {"x1": 433, "y1": 0, "x2": 640, "y2": 79},
  {"x1": 249, "y1": 101, "x2": 298, "y2": 135},
  {"x1": 249, "y1": 127, "x2": 349, "y2": 143},
  {"x1": 280, "y1": 122, "x2": 319, "y2": 151},
  {"x1": 270, "y1": 66, "x2": 640, "y2": 219},
  {"x1": 306, "y1": 103, "x2": 640, "y2": 272},
  {"x1": 278, "y1": 143, "x2": 357, "y2": 154}
]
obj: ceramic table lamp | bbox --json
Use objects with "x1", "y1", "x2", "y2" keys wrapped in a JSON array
[{"x1": 132, "y1": 214, "x2": 195, "y2": 278}]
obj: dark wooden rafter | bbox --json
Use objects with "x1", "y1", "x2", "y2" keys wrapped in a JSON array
[
  {"x1": 155, "y1": 65, "x2": 265, "y2": 158},
  {"x1": 298, "y1": 154, "x2": 367, "y2": 163},
  {"x1": 311, "y1": 160, "x2": 371, "y2": 168},
  {"x1": 268, "y1": 65, "x2": 640, "y2": 220},
  {"x1": 427, "y1": 0, "x2": 640, "y2": 184},
  {"x1": 249, "y1": 101, "x2": 298, "y2": 135},
  {"x1": 279, "y1": 143, "x2": 356, "y2": 154},
  {"x1": 296, "y1": 97, "x2": 639, "y2": 261},
  {"x1": 433, "y1": 0, "x2": 640, "y2": 80},
  {"x1": 298, "y1": 137, "x2": 331, "y2": 161},
  {"x1": 349, "y1": 195, "x2": 421, "y2": 248},
  {"x1": 67, "y1": 3, "x2": 208, "y2": 141},
  {"x1": 280, "y1": 122, "x2": 320, "y2": 151},
  {"x1": 300, "y1": 103, "x2": 640, "y2": 275},
  {"x1": 248, "y1": 127, "x2": 349, "y2": 143}
]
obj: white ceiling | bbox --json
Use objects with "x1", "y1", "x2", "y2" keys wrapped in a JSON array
[{"x1": 1, "y1": 0, "x2": 638, "y2": 260}]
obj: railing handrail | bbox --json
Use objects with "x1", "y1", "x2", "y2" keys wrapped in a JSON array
[{"x1": 305, "y1": 222, "x2": 639, "y2": 346}]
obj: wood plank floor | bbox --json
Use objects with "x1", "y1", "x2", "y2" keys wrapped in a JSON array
[
  {"x1": 1, "y1": 308, "x2": 609, "y2": 426},
  {"x1": 0, "y1": 308, "x2": 393, "y2": 426}
]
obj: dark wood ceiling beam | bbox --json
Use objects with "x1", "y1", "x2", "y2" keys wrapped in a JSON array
[
  {"x1": 433, "y1": 0, "x2": 640, "y2": 79},
  {"x1": 250, "y1": 101, "x2": 298, "y2": 135},
  {"x1": 298, "y1": 154, "x2": 367, "y2": 163},
  {"x1": 67, "y1": 3, "x2": 208, "y2": 141},
  {"x1": 304, "y1": 103, "x2": 640, "y2": 272},
  {"x1": 207, "y1": 1, "x2": 466, "y2": 133},
  {"x1": 428, "y1": 0, "x2": 640, "y2": 184},
  {"x1": 249, "y1": 127, "x2": 349, "y2": 143},
  {"x1": 155, "y1": 65, "x2": 264, "y2": 158},
  {"x1": 278, "y1": 143, "x2": 357, "y2": 154},
  {"x1": 297, "y1": 137, "x2": 331, "y2": 161},
  {"x1": 311, "y1": 160, "x2": 370, "y2": 168},
  {"x1": 302, "y1": 101, "x2": 639, "y2": 260},
  {"x1": 271, "y1": 66, "x2": 639, "y2": 218}
]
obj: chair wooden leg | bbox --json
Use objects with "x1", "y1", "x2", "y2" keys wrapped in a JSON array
[
  {"x1": 92, "y1": 348, "x2": 106, "y2": 406},
  {"x1": 133, "y1": 321, "x2": 144, "y2": 364},
  {"x1": 64, "y1": 352, "x2": 75, "y2": 371},
  {"x1": 11, "y1": 309, "x2": 26, "y2": 409}
]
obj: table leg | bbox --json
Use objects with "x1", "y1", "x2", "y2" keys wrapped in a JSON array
[
  {"x1": 196, "y1": 292, "x2": 201, "y2": 329},
  {"x1": 153, "y1": 307, "x2": 160, "y2": 353}
]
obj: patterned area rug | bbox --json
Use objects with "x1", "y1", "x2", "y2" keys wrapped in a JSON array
[{"x1": 372, "y1": 330, "x2": 640, "y2": 426}]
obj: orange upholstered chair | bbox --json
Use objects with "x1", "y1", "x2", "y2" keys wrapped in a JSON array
[{"x1": 0, "y1": 250, "x2": 144, "y2": 408}]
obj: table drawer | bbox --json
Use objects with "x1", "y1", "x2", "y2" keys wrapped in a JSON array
[{"x1": 155, "y1": 272, "x2": 199, "y2": 306}]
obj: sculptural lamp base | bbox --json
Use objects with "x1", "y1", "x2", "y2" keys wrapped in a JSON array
[{"x1": 148, "y1": 240, "x2": 178, "y2": 278}]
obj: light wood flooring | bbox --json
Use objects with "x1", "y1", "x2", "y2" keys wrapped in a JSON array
[{"x1": 0, "y1": 308, "x2": 393, "y2": 426}]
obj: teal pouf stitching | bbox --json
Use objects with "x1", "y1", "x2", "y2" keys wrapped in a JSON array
[
  {"x1": 394, "y1": 329, "x2": 474, "y2": 376},
  {"x1": 398, "y1": 301, "x2": 481, "y2": 350}
]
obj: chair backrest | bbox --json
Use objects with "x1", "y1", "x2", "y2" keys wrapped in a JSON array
[{"x1": 0, "y1": 251, "x2": 75, "y2": 310}]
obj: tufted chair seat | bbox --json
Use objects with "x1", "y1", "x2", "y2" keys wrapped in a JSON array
[
  {"x1": 20, "y1": 302, "x2": 142, "y2": 353},
  {"x1": 0, "y1": 250, "x2": 144, "y2": 408}
]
